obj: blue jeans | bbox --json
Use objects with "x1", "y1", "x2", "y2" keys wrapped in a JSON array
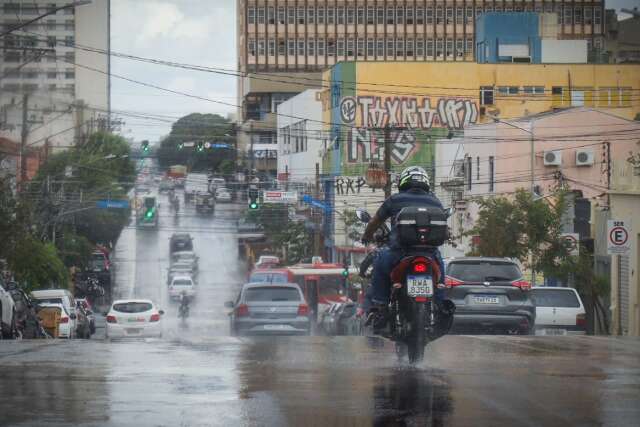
[{"x1": 364, "y1": 247, "x2": 445, "y2": 310}]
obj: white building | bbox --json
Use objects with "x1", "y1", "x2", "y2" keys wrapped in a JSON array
[
  {"x1": 276, "y1": 89, "x2": 325, "y2": 184},
  {"x1": 0, "y1": 0, "x2": 110, "y2": 153}
]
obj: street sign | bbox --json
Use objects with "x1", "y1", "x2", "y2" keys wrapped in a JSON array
[
  {"x1": 302, "y1": 194, "x2": 329, "y2": 211},
  {"x1": 607, "y1": 220, "x2": 631, "y2": 255},
  {"x1": 96, "y1": 199, "x2": 130, "y2": 209},
  {"x1": 263, "y1": 191, "x2": 298, "y2": 204},
  {"x1": 561, "y1": 233, "x2": 579, "y2": 256}
]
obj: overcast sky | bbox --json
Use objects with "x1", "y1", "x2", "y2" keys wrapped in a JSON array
[
  {"x1": 111, "y1": 0, "x2": 639, "y2": 143},
  {"x1": 111, "y1": 0, "x2": 237, "y2": 142}
]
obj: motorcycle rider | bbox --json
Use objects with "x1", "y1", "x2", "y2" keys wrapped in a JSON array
[
  {"x1": 360, "y1": 166, "x2": 447, "y2": 325},
  {"x1": 178, "y1": 291, "x2": 190, "y2": 318}
]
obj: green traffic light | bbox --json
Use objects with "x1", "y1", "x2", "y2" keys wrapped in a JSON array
[
  {"x1": 145, "y1": 209, "x2": 154, "y2": 219},
  {"x1": 249, "y1": 202, "x2": 258, "y2": 210},
  {"x1": 342, "y1": 269, "x2": 349, "y2": 277}
]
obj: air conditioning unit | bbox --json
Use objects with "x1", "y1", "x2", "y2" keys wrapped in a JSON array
[
  {"x1": 576, "y1": 150, "x2": 594, "y2": 166},
  {"x1": 543, "y1": 150, "x2": 562, "y2": 166}
]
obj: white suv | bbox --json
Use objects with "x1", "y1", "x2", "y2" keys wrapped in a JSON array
[{"x1": 532, "y1": 287, "x2": 587, "y2": 335}]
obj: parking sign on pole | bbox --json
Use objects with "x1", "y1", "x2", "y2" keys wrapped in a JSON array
[
  {"x1": 607, "y1": 220, "x2": 631, "y2": 255},
  {"x1": 561, "y1": 233, "x2": 580, "y2": 256}
]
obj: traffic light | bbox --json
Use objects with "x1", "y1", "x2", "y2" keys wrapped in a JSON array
[
  {"x1": 196, "y1": 142, "x2": 204, "y2": 152},
  {"x1": 144, "y1": 207, "x2": 155, "y2": 219},
  {"x1": 141, "y1": 140, "x2": 150, "y2": 153},
  {"x1": 248, "y1": 188, "x2": 259, "y2": 210},
  {"x1": 177, "y1": 142, "x2": 184, "y2": 150},
  {"x1": 342, "y1": 264, "x2": 349, "y2": 277}
]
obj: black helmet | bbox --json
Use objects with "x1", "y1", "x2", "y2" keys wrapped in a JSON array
[{"x1": 398, "y1": 166, "x2": 430, "y2": 192}]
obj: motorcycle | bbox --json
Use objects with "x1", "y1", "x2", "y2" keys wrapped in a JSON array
[
  {"x1": 178, "y1": 298, "x2": 190, "y2": 325},
  {"x1": 356, "y1": 207, "x2": 455, "y2": 363}
]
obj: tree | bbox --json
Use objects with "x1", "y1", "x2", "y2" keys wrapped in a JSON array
[
  {"x1": 8, "y1": 236, "x2": 68, "y2": 292},
  {"x1": 157, "y1": 113, "x2": 235, "y2": 172}
]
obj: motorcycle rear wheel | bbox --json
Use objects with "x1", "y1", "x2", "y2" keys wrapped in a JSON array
[{"x1": 406, "y1": 301, "x2": 426, "y2": 364}]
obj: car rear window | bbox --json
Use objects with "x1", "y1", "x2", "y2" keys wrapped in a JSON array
[
  {"x1": 35, "y1": 297, "x2": 64, "y2": 306},
  {"x1": 245, "y1": 287, "x2": 301, "y2": 302},
  {"x1": 172, "y1": 280, "x2": 192, "y2": 287},
  {"x1": 532, "y1": 289, "x2": 580, "y2": 308},
  {"x1": 447, "y1": 261, "x2": 521, "y2": 282},
  {"x1": 249, "y1": 273, "x2": 288, "y2": 284},
  {"x1": 113, "y1": 302, "x2": 153, "y2": 313}
]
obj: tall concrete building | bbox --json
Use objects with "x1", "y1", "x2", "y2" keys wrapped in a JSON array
[
  {"x1": 0, "y1": 0, "x2": 110, "y2": 158},
  {"x1": 237, "y1": 0, "x2": 605, "y2": 176}
]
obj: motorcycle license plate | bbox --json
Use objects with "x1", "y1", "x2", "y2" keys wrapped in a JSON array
[{"x1": 407, "y1": 276, "x2": 433, "y2": 297}]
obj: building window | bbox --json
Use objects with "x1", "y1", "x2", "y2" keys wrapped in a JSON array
[
  {"x1": 297, "y1": 39, "x2": 305, "y2": 56},
  {"x1": 406, "y1": 39, "x2": 414, "y2": 57},
  {"x1": 367, "y1": 6, "x2": 374, "y2": 25},
  {"x1": 337, "y1": 7, "x2": 345, "y2": 25},
  {"x1": 307, "y1": 7, "x2": 315, "y2": 24},
  {"x1": 456, "y1": 7, "x2": 463, "y2": 24},
  {"x1": 476, "y1": 7, "x2": 483, "y2": 18},
  {"x1": 65, "y1": 69, "x2": 74, "y2": 79},
  {"x1": 446, "y1": 38, "x2": 453, "y2": 57},
  {"x1": 65, "y1": 52, "x2": 74, "y2": 63},
  {"x1": 406, "y1": 7, "x2": 414, "y2": 25},
  {"x1": 65, "y1": 36, "x2": 74, "y2": 47},
  {"x1": 489, "y1": 156, "x2": 495, "y2": 192},
  {"x1": 357, "y1": 7, "x2": 365, "y2": 25},
  {"x1": 386, "y1": 7, "x2": 394, "y2": 25},
  {"x1": 584, "y1": 7, "x2": 593, "y2": 25},
  {"x1": 594, "y1": 8, "x2": 601, "y2": 25},
  {"x1": 552, "y1": 86, "x2": 566, "y2": 106},
  {"x1": 268, "y1": 6, "x2": 275, "y2": 24},
  {"x1": 426, "y1": 7, "x2": 433, "y2": 24},
  {"x1": 523, "y1": 86, "x2": 545, "y2": 95},
  {"x1": 466, "y1": 37, "x2": 473, "y2": 54},
  {"x1": 347, "y1": 7, "x2": 355, "y2": 24},
  {"x1": 376, "y1": 7, "x2": 384, "y2": 24},
  {"x1": 288, "y1": 39, "x2": 295, "y2": 56},
  {"x1": 416, "y1": 38, "x2": 424, "y2": 57},
  {"x1": 396, "y1": 38, "x2": 404, "y2": 57},
  {"x1": 367, "y1": 38, "x2": 374, "y2": 57},
  {"x1": 387, "y1": 38, "x2": 394, "y2": 56},
  {"x1": 328, "y1": 7, "x2": 335, "y2": 24},
  {"x1": 46, "y1": 19, "x2": 56, "y2": 30},
  {"x1": 498, "y1": 86, "x2": 519, "y2": 95},
  {"x1": 564, "y1": 6, "x2": 572, "y2": 25},
  {"x1": 446, "y1": 7, "x2": 453, "y2": 24},
  {"x1": 258, "y1": 39, "x2": 265, "y2": 55},
  {"x1": 574, "y1": 7, "x2": 582, "y2": 25},
  {"x1": 257, "y1": 7, "x2": 265, "y2": 24},
  {"x1": 534, "y1": 5, "x2": 542, "y2": 13},
  {"x1": 278, "y1": 39, "x2": 285, "y2": 55},
  {"x1": 347, "y1": 38, "x2": 354, "y2": 56},
  {"x1": 455, "y1": 39, "x2": 463, "y2": 57},
  {"x1": 297, "y1": 7, "x2": 305, "y2": 24},
  {"x1": 337, "y1": 38, "x2": 345, "y2": 56},
  {"x1": 466, "y1": 7, "x2": 473, "y2": 24},
  {"x1": 436, "y1": 6, "x2": 443, "y2": 24},
  {"x1": 598, "y1": 87, "x2": 632, "y2": 107},
  {"x1": 376, "y1": 38, "x2": 384, "y2": 57},
  {"x1": 416, "y1": 7, "x2": 424, "y2": 25},
  {"x1": 480, "y1": 86, "x2": 494, "y2": 105},
  {"x1": 436, "y1": 38, "x2": 443, "y2": 57},
  {"x1": 277, "y1": 6, "x2": 285, "y2": 24},
  {"x1": 48, "y1": 84, "x2": 57, "y2": 91},
  {"x1": 308, "y1": 39, "x2": 315, "y2": 56},
  {"x1": 65, "y1": 19, "x2": 74, "y2": 30},
  {"x1": 357, "y1": 38, "x2": 364, "y2": 57},
  {"x1": 396, "y1": 6, "x2": 404, "y2": 25},
  {"x1": 327, "y1": 39, "x2": 335, "y2": 56},
  {"x1": 466, "y1": 157, "x2": 472, "y2": 191},
  {"x1": 287, "y1": 7, "x2": 295, "y2": 24},
  {"x1": 477, "y1": 157, "x2": 480, "y2": 181},
  {"x1": 317, "y1": 7, "x2": 325, "y2": 24},
  {"x1": 47, "y1": 35, "x2": 56, "y2": 47},
  {"x1": 545, "y1": 4, "x2": 553, "y2": 13},
  {"x1": 47, "y1": 3, "x2": 56, "y2": 13},
  {"x1": 318, "y1": 39, "x2": 325, "y2": 57},
  {"x1": 268, "y1": 39, "x2": 275, "y2": 56}
]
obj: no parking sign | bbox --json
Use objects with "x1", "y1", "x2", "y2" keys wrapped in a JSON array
[{"x1": 607, "y1": 220, "x2": 631, "y2": 255}]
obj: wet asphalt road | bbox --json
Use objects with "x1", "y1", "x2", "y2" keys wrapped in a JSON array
[{"x1": 1, "y1": 187, "x2": 639, "y2": 427}]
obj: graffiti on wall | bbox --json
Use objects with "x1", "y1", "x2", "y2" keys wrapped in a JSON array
[
  {"x1": 347, "y1": 127, "x2": 417, "y2": 164},
  {"x1": 340, "y1": 96, "x2": 479, "y2": 130}
]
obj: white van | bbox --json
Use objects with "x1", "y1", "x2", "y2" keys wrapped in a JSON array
[
  {"x1": 532, "y1": 287, "x2": 587, "y2": 335},
  {"x1": 31, "y1": 289, "x2": 78, "y2": 338}
]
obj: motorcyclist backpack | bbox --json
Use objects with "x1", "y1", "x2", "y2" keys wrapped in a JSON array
[{"x1": 395, "y1": 206, "x2": 448, "y2": 247}]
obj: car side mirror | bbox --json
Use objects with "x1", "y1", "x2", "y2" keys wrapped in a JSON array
[
  {"x1": 69, "y1": 313, "x2": 77, "y2": 320},
  {"x1": 224, "y1": 301, "x2": 234, "y2": 309},
  {"x1": 159, "y1": 310, "x2": 165, "y2": 315},
  {"x1": 444, "y1": 207, "x2": 454, "y2": 217}
]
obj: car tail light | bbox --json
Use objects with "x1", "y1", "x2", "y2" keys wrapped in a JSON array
[
  {"x1": 297, "y1": 304, "x2": 309, "y2": 316},
  {"x1": 412, "y1": 261, "x2": 428, "y2": 273},
  {"x1": 445, "y1": 276, "x2": 464, "y2": 288},
  {"x1": 150, "y1": 314, "x2": 161, "y2": 322},
  {"x1": 236, "y1": 304, "x2": 249, "y2": 317},
  {"x1": 60, "y1": 316, "x2": 69, "y2": 324},
  {"x1": 576, "y1": 313, "x2": 586, "y2": 328},
  {"x1": 511, "y1": 280, "x2": 531, "y2": 291},
  {"x1": 106, "y1": 315, "x2": 117, "y2": 324}
]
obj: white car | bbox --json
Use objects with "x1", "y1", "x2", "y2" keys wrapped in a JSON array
[
  {"x1": 215, "y1": 188, "x2": 232, "y2": 203},
  {"x1": 0, "y1": 282, "x2": 17, "y2": 339},
  {"x1": 532, "y1": 287, "x2": 587, "y2": 335},
  {"x1": 105, "y1": 299, "x2": 164, "y2": 339},
  {"x1": 169, "y1": 275, "x2": 196, "y2": 299},
  {"x1": 31, "y1": 289, "x2": 78, "y2": 336},
  {"x1": 38, "y1": 303, "x2": 75, "y2": 338}
]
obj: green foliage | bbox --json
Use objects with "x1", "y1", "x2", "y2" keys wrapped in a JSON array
[
  {"x1": 342, "y1": 209, "x2": 364, "y2": 243},
  {"x1": 8, "y1": 236, "x2": 68, "y2": 292},
  {"x1": 157, "y1": 113, "x2": 235, "y2": 172}
]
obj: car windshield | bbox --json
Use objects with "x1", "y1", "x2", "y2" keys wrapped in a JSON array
[
  {"x1": 532, "y1": 289, "x2": 580, "y2": 308},
  {"x1": 173, "y1": 280, "x2": 192, "y2": 287},
  {"x1": 113, "y1": 302, "x2": 153, "y2": 313},
  {"x1": 250, "y1": 272, "x2": 288, "y2": 283},
  {"x1": 447, "y1": 261, "x2": 521, "y2": 282},
  {"x1": 245, "y1": 287, "x2": 300, "y2": 302}
]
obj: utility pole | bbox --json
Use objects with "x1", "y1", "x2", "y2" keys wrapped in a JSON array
[
  {"x1": 529, "y1": 121, "x2": 535, "y2": 195},
  {"x1": 384, "y1": 125, "x2": 392, "y2": 199},
  {"x1": 313, "y1": 162, "x2": 322, "y2": 257},
  {"x1": 19, "y1": 94, "x2": 29, "y2": 185}
]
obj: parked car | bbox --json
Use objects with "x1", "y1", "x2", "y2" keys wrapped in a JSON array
[
  {"x1": 532, "y1": 287, "x2": 587, "y2": 335},
  {"x1": 37, "y1": 303, "x2": 75, "y2": 338},
  {"x1": 76, "y1": 298, "x2": 95, "y2": 336},
  {"x1": 0, "y1": 279, "x2": 17, "y2": 339},
  {"x1": 8, "y1": 286, "x2": 44, "y2": 339},
  {"x1": 320, "y1": 302, "x2": 360, "y2": 336},
  {"x1": 168, "y1": 275, "x2": 197, "y2": 300},
  {"x1": 444, "y1": 257, "x2": 535, "y2": 335},
  {"x1": 215, "y1": 187, "x2": 232, "y2": 203},
  {"x1": 105, "y1": 299, "x2": 164, "y2": 339},
  {"x1": 226, "y1": 283, "x2": 311, "y2": 336},
  {"x1": 31, "y1": 289, "x2": 78, "y2": 336},
  {"x1": 170, "y1": 233, "x2": 193, "y2": 254}
]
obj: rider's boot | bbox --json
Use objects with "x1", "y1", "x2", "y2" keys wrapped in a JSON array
[{"x1": 364, "y1": 303, "x2": 388, "y2": 335}]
